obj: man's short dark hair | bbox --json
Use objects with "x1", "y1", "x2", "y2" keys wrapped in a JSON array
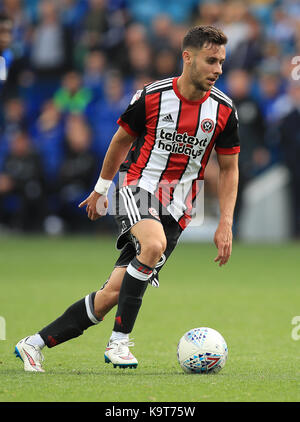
[
  {"x1": 0, "y1": 12, "x2": 12, "y2": 23},
  {"x1": 182, "y1": 25, "x2": 227, "y2": 51}
]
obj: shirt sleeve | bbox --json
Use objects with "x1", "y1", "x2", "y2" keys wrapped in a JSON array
[
  {"x1": 215, "y1": 105, "x2": 240, "y2": 154},
  {"x1": 117, "y1": 88, "x2": 146, "y2": 138}
]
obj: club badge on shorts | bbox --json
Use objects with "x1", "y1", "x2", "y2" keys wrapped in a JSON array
[{"x1": 148, "y1": 207, "x2": 160, "y2": 220}]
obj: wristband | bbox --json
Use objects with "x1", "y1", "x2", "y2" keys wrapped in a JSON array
[{"x1": 94, "y1": 177, "x2": 112, "y2": 196}]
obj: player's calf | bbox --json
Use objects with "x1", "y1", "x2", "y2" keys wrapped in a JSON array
[
  {"x1": 113, "y1": 256, "x2": 154, "y2": 335},
  {"x1": 38, "y1": 291, "x2": 102, "y2": 348}
]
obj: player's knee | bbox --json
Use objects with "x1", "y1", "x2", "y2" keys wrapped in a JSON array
[{"x1": 141, "y1": 237, "x2": 167, "y2": 265}]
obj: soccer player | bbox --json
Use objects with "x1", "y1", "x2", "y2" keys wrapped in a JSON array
[{"x1": 15, "y1": 25, "x2": 240, "y2": 372}]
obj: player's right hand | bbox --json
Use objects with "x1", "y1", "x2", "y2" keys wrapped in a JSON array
[
  {"x1": 78, "y1": 191, "x2": 108, "y2": 221},
  {"x1": 213, "y1": 221, "x2": 232, "y2": 267}
]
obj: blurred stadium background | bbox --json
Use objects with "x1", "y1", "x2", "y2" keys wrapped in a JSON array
[{"x1": 0, "y1": 0, "x2": 299, "y2": 243}]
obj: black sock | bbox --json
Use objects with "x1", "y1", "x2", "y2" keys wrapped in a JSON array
[
  {"x1": 113, "y1": 257, "x2": 154, "y2": 334},
  {"x1": 39, "y1": 292, "x2": 102, "y2": 348}
]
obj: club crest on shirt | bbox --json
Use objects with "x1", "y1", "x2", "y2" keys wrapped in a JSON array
[{"x1": 201, "y1": 118, "x2": 214, "y2": 133}]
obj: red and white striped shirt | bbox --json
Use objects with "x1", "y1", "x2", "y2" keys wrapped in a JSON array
[{"x1": 117, "y1": 77, "x2": 240, "y2": 230}]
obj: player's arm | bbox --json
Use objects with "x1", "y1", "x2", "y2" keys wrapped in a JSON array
[
  {"x1": 99, "y1": 126, "x2": 135, "y2": 180},
  {"x1": 78, "y1": 126, "x2": 135, "y2": 220},
  {"x1": 214, "y1": 153, "x2": 239, "y2": 267}
]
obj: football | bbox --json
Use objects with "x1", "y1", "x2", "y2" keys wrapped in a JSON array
[{"x1": 177, "y1": 327, "x2": 228, "y2": 374}]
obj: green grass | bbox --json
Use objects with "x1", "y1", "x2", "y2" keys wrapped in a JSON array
[{"x1": 0, "y1": 235, "x2": 299, "y2": 402}]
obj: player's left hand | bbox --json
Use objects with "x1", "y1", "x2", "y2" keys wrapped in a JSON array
[
  {"x1": 78, "y1": 191, "x2": 108, "y2": 221},
  {"x1": 213, "y1": 222, "x2": 232, "y2": 267}
]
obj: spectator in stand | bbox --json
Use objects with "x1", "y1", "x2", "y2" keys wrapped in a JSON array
[
  {"x1": 0, "y1": 131, "x2": 45, "y2": 231},
  {"x1": 0, "y1": 11, "x2": 13, "y2": 55},
  {"x1": 257, "y1": 69, "x2": 285, "y2": 123},
  {"x1": 166, "y1": 22, "x2": 188, "y2": 72},
  {"x1": 29, "y1": 0, "x2": 73, "y2": 80},
  {"x1": 79, "y1": 0, "x2": 110, "y2": 50},
  {"x1": 149, "y1": 14, "x2": 173, "y2": 51},
  {"x1": 148, "y1": 13, "x2": 181, "y2": 80},
  {"x1": 269, "y1": 54, "x2": 300, "y2": 121},
  {"x1": 1, "y1": 0, "x2": 29, "y2": 59},
  {"x1": 259, "y1": 40, "x2": 282, "y2": 77},
  {"x1": 282, "y1": 0, "x2": 300, "y2": 18},
  {"x1": 91, "y1": 69, "x2": 130, "y2": 160},
  {"x1": 0, "y1": 97, "x2": 27, "y2": 171},
  {"x1": 53, "y1": 70, "x2": 93, "y2": 114},
  {"x1": 226, "y1": 68, "x2": 270, "y2": 235},
  {"x1": 30, "y1": 100, "x2": 65, "y2": 184},
  {"x1": 124, "y1": 22, "x2": 148, "y2": 47},
  {"x1": 266, "y1": 6, "x2": 296, "y2": 55},
  {"x1": 1, "y1": 97, "x2": 28, "y2": 139},
  {"x1": 0, "y1": 132, "x2": 8, "y2": 172},
  {"x1": 191, "y1": 0, "x2": 222, "y2": 27},
  {"x1": 0, "y1": 11, "x2": 14, "y2": 171},
  {"x1": 56, "y1": 113, "x2": 98, "y2": 232},
  {"x1": 152, "y1": 48, "x2": 179, "y2": 80},
  {"x1": 227, "y1": 69, "x2": 270, "y2": 175},
  {"x1": 108, "y1": 20, "x2": 152, "y2": 81},
  {"x1": 294, "y1": 20, "x2": 300, "y2": 54},
  {"x1": 225, "y1": 14, "x2": 264, "y2": 72},
  {"x1": 112, "y1": 22, "x2": 149, "y2": 77},
  {"x1": 279, "y1": 82, "x2": 300, "y2": 239},
  {"x1": 82, "y1": 49, "x2": 108, "y2": 100},
  {"x1": 59, "y1": 0, "x2": 89, "y2": 32},
  {"x1": 220, "y1": 0, "x2": 250, "y2": 60},
  {"x1": 0, "y1": 12, "x2": 14, "y2": 99},
  {"x1": 131, "y1": 73, "x2": 154, "y2": 92},
  {"x1": 75, "y1": 0, "x2": 126, "y2": 69},
  {"x1": 126, "y1": 41, "x2": 153, "y2": 79},
  {"x1": 22, "y1": 0, "x2": 40, "y2": 23}
]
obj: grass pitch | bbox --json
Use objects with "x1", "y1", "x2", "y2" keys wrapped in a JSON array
[{"x1": 0, "y1": 235, "x2": 299, "y2": 402}]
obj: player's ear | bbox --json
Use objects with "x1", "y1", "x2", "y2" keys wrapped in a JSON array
[{"x1": 182, "y1": 49, "x2": 193, "y2": 66}]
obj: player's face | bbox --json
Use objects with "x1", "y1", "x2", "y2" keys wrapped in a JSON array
[
  {"x1": 186, "y1": 43, "x2": 226, "y2": 92},
  {"x1": 0, "y1": 20, "x2": 13, "y2": 51}
]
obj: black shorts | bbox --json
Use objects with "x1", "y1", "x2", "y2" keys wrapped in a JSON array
[{"x1": 112, "y1": 184, "x2": 182, "y2": 286}]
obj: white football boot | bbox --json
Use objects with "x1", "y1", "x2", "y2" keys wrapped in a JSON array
[
  {"x1": 14, "y1": 337, "x2": 45, "y2": 372},
  {"x1": 104, "y1": 338, "x2": 138, "y2": 368}
]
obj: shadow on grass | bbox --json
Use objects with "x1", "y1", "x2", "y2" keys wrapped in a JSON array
[{"x1": 1, "y1": 367, "x2": 228, "y2": 377}]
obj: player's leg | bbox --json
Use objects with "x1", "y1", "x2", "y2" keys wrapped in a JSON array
[
  {"x1": 93, "y1": 266, "x2": 126, "y2": 319},
  {"x1": 104, "y1": 218, "x2": 167, "y2": 368},
  {"x1": 14, "y1": 240, "x2": 137, "y2": 373},
  {"x1": 105, "y1": 210, "x2": 183, "y2": 369},
  {"x1": 93, "y1": 241, "x2": 137, "y2": 319},
  {"x1": 147, "y1": 213, "x2": 183, "y2": 287},
  {"x1": 14, "y1": 267, "x2": 124, "y2": 372},
  {"x1": 112, "y1": 218, "x2": 166, "y2": 332}
]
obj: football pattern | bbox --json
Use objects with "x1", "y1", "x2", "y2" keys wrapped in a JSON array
[{"x1": 177, "y1": 327, "x2": 228, "y2": 374}]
